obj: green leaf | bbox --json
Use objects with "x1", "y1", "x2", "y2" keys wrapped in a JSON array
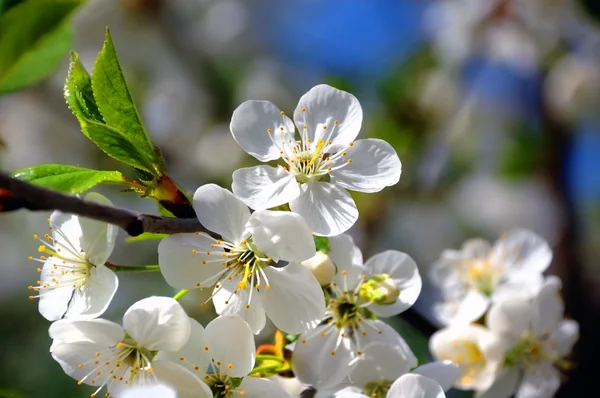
[
  {"x1": 125, "y1": 232, "x2": 168, "y2": 243},
  {"x1": 64, "y1": 51, "x2": 103, "y2": 122},
  {"x1": 91, "y1": 29, "x2": 160, "y2": 173},
  {"x1": 80, "y1": 118, "x2": 156, "y2": 172},
  {"x1": 13, "y1": 164, "x2": 125, "y2": 194},
  {"x1": 0, "y1": 0, "x2": 81, "y2": 94}
]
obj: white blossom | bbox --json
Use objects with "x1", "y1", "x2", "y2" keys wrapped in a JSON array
[
  {"x1": 291, "y1": 235, "x2": 420, "y2": 389},
  {"x1": 430, "y1": 229, "x2": 552, "y2": 325},
  {"x1": 49, "y1": 297, "x2": 201, "y2": 397},
  {"x1": 477, "y1": 276, "x2": 579, "y2": 398},
  {"x1": 28, "y1": 193, "x2": 118, "y2": 321},
  {"x1": 159, "y1": 183, "x2": 324, "y2": 334},
  {"x1": 229, "y1": 84, "x2": 401, "y2": 236},
  {"x1": 429, "y1": 324, "x2": 505, "y2": 391}
]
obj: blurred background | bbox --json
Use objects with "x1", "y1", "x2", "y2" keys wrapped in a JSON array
[{"x1": 1, "y1": 0, "x2": 600, "y2": 396}]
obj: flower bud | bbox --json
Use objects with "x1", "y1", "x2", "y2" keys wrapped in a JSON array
[
  {"x1": 358, "y1": 274, "x2": 400, "y2": 305},
  {"x1": 301, "y1": 251, "x2": 336, "y2": 286}
]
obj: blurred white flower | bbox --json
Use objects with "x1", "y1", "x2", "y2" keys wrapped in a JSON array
[
  {"x1": 429, "y1": 324, "x2": 505, "y2": 391},
  {"x1": 50, "y1": 297, "x2": 200, "y2": 397},
  {"x1": 479, "y1": 276, "x2": 579, "y2": 398},
  {"x1": 158, "y1": 184, "x2": 324, "y2": 334},
  {"x1": 291, "y1": 235, "x2": 420, "y2": 390},
  {"x1": 28, "y1": 193, "x2": 118, "y2": 321},
  {"x1": 194, "y1": 124, "x2": 245, "y2": 176},
  {"x1": 430, "y1": 229, "x2": 552, "y2": 325},
  {"x1": 230, "y1": 84, "x2": 402, "y2": 236}
]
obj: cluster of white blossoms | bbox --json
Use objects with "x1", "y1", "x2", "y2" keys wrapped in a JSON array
[
  {"x1": 23, "y1": 85, "x2": 577, "y2": 397},
  {"x1": 429, "y1": 230, "x2": 579, "y2": 397}
]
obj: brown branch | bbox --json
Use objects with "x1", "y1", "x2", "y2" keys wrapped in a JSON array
[{"x1": 0, "y1": 173, "x2": 205, "y2": 236}]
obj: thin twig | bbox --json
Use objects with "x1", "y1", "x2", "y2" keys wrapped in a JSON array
[{"x1": 0, "y1": 173, "x2": 205, "y2": 236}]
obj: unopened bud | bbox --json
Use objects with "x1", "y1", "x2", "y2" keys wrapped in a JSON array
[
  {"x1": 359, "y1": 274, "x2": 400, "y2": 305},
  {"x1": 302, "y1": 251, "x2": 336, "y2": 286}
]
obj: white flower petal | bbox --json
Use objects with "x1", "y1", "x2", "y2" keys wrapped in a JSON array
[
  {"x1": 331, "y1": 387, "x2": 368, "y2": 398},
  {"x1": 232, "y1": 165, "x2": 301, "y2": 210},
  {"x1": 462, "y1": 239, "x2": 493, "y2": 259},
  {"x1": 259, "y1": 263, "x2": 325, "y2": 334},
  {"x1": 247, "y1": 210, "x2": 315, "y2": 262},
  {"x1": 62, "y1": 265, "x2": 118, "y2": 319},
  {"x1": 237, "y1": 377, "x2": 292, "y2": 398},
  {"x1": 328, "y1": 233, "x2": 360, "y2": 269},
  {"x1": 50, "y1": 211, "x2": 84, "y2": 257},
  {"x1": 332, "y1": 263, "x2": 367, "y2": 292},
  {"x1": 79, "y1": 192, "x2": 118, "y2": 264},
  {"x1": 486, "y1": 297, "x2": 532, "y2": 344},
  {"x1": 293, "y1": 84, "x2": 363, "y2": 152},
  {"x1": 155, "y1": 318, "x2": 209, "y2": 375},
  {"x1": 158, "y1": 233, "x2": 226, "y2": 289},
  {"x1": 123, "y1": 296, "x2": 191, "y2": 352},
  {"x1": 388, "y1": 374, "x2": 445, "y2": 398},
  {"x1": 364, "y1": 250, "x2": 422, "y2": 317},
  {"x1": 531, "y1": 278, "x2": 564, "y2": 336},
  {"x1": 495, "y1": 229, "x2": 552, "y2": 277},
  {"x1": 292, "y1": 325, "x2": 354, "y2": 389},
  {"x1": 38, "y1": 262, "x2": 74, "y2": 321},
  {"x1": 491, "y1": 273, "x2": 544, "y2": 303},
  {"x1": 330, "y1": 139, "x2": 401, "y2": 193},
  {"x1": 549, "y1": 320, "x2": 579, "y2": 357},
  {"x1": 438, "y1": 289, "x2": 490, "y2": 326},
  {"x1": 50, "y1": 341, "x2": 110, "y2": 385},
  {"x1": 121, "y1": 384, "x2": 179, "y2": 398},
  {"x1": 356, "y1": 319, "x2": 418, "y2": 369},
  {"x1": 290, "y1": 181, "x2": 358, "y2": 236},
  {"x1": 412, "y1": 361, "x2": 460, "y2": 392},
  {"x1": 204, "y1": 314, "x2": 256, "y2": 377},
  {"x1": 212, "y1": 277, "x2": 267, "y2": 334},
  {"x1": 349, "y1": 343, "x2": 413, "y2": 387},
  {"x1": 193, "y1": 184, "x2": 251, "y2": 242},
  {"x1": 49, "y1": 318, "x2": 123, "y2": 344},
  {"x1": 516, "y1": 364, "x2": 560, "y2": 398},
  {"x1": 151, "y1": 360, "x2": 211, "y2": 396},
  {"x1": 230, "y1": 99, "x2": 293, "y2": 162},
  {"x1": 476, "y1": 368, "x2": 520, "y2": 398}
]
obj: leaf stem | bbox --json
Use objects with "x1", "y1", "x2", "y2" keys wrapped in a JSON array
[
  {"x1": 173, "y1": 289, "x2": 190, "y2": 301},
  {"x1": 105, "y1": 263, "x2": 160, "y2": 273},
  {"x1": 248, "y1": 363, "x2": 281, "y2": 376},
  {"x1": 255, "y1": 354, "x2": 285, "y2": 363}
]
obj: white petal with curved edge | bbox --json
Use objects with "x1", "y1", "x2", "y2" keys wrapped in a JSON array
[
  {"x1": 388, "y1": 374, "x2": 445, "y2": 398},
  {"x1": 193, "y1": 184, "x2": 251, "y2": 243},
  {"x1": 330, "y1": 139, "x2": 401, "y2": 193},
  {"x1": 290, "y1": 181, "x2": 358, "y2": 236},
  {"x1": 49, "y1": 318, "x2": 123, "y2": 344},
  {"x1": 50, "y1": 341, "x2": 111, "y2": 384},
  {"x1": 156, "y1": 318, "x2": 209, "y2": 375},
  {"x1": 328, "y1": 233, "x2": 359, "y2": 269},
  {"x1": 440, "y1": 289, "x2": 490, "y2": 326},
  {"x1": 212, "y1": 277, "x2": 267, "y2": 334},
  {"x1": 50, "y1": 211, "x2": 84, "y2": 260},
  {"x1": 63, "y1": 264, "x2": 117, "y2": 319},
  {"x1": 204, "y1": 314, "x2": 256, "y2": 377},
  {"x1": 152, "y1": 360, "x2": 211, "y2": 396},
  {"x1": 412, "y1": 361, "x2": 460, "y2": 392},
  {"x1": 293, "y1": 84, "x2": 363, "y2": 152},
  {"x1": 237, "y1": 377, "x2": 291, "y2": 398},
  {"x1": 230, "y1": 99, "x2": 293, "y2": 161},
  {"x1": 462, "y1": 239, "x2": 493, "y2": 259},
  {"x1": 495, "y1": 229, "x2": 552, "y2": 277},
  {"x1": 292, "y1": 325, "x2": 353, "y2": 389},
  {"x1": 232, "y1": 165, "x2": 301, "y2": 210},
  {"x1": 516, "y1": 364, "x2": 560, "y2": 398},
  {"x1": 349, "y1": 342, "x2": 412, "y2": 387},
  {"x1": 332, "y1": 387, "x2": 369, "y2": 398},
  {"x1": 491, "y1": 273, "x2": 544, "y2": 303},
  {"x1": 549, "y1": 320, "x2": 579, "y2": 357},
  {"x1": 260, "y1": 263, "x2": 325, "y2": 334},
  {"x1": 356, "y1": 319, "x2": 418, "y2": 369},
  {"x1": 531, "y1": 278, "x2": 564, "y2": 336},
  {"x1": 79, "y1": 192, "x2": 118, "y2": 264},
  {"x1": 247, "y1": 210, "x2": 315, "y2": 262},
  {"x1": 121, "y1": 384, "x2": 179, "y2": 398},
  {"x1": 486, "y1": 298, "x2": 532, "y2": 344},
  {"x1": 38, "y1": 260, "x2": 74, "y2": 321},
  {"x1": 332, "y1": 263, "x2": 367, "y2": 292},
  {"x1": 158, "y1": 233, "x2": 226, "y2": 289},
  {"x1": 123, "y1": 296, "x2": 191, "y2": 352},
  {"x1": 364, "y1": 250, "x2": 422, "y2": 317},
  {"x1": 476, "y1": 368, "x2": 520, "y2": 398}
]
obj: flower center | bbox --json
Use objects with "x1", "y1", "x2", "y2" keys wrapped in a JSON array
[
  {"x1": 363, "y1": 380, "x2": 392, "y2": 397},
  {"x1": 74, "y1": 336, "x2": 158, "y2": 397},
  {"x1": 203, "y1": 370, "x2": 245, "y2": 398},
  {"x1": 27, "y1": 230, "x2": 94, "y2": 301},
  {"x1": 504, "y1": 334, "x2": 552, "y2": 369},
  {"x1": 463, "y1": 259, "x2": 498, "y2": 296},
  {"x1": 440, "y1": 340, "x2": 486, "y2": 386},
  {"x1": 358, "y1": 274, "x2": 400, "y2": 305}
]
